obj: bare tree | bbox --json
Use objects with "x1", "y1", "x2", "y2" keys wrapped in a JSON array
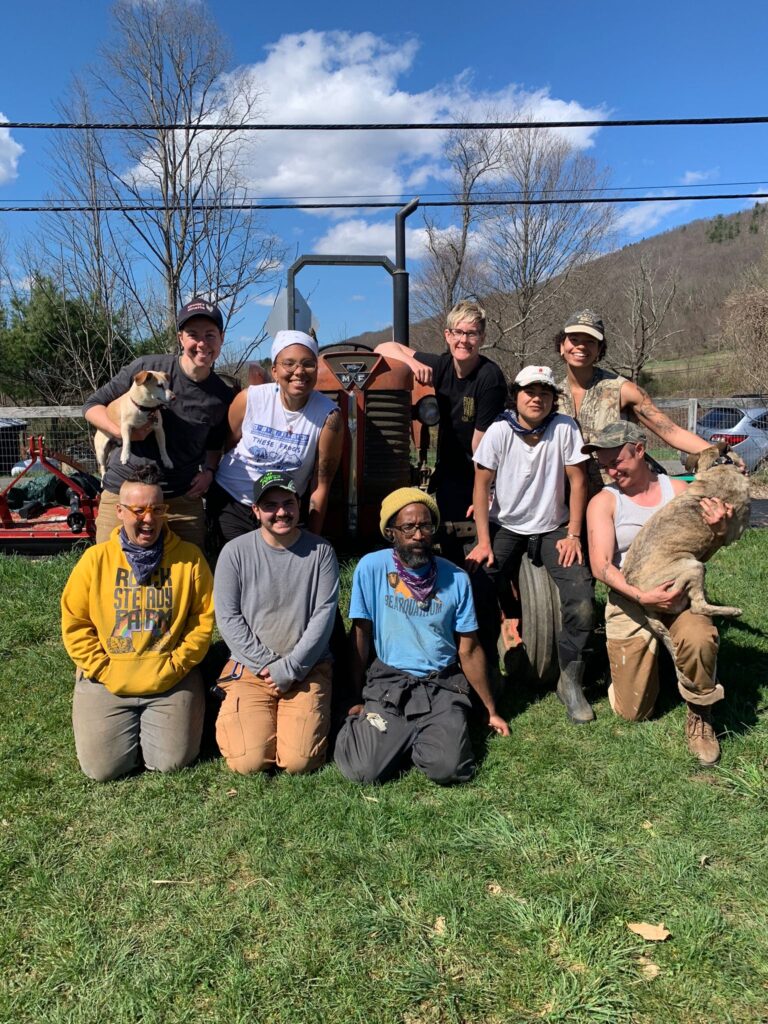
[
  {"x1": 88, "y1": 0, "x2": 283, "y2": 340},
  {"x1": 480, "y1": 122, "x2": 614, "y2": 370},
  {"x1": 605, "y1": 254, "x2": 681, "y2": 382},
  {"x1": 412, "y1": 116, "x2": 614, "y2": 371},
  {"x1": 724, "y1": 255, "x2": 768, "y2": 393},
  {"x1": 412, "y1": 122, "x2": 504, "y2": 336}
]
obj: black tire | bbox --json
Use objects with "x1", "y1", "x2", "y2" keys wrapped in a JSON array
[{"x1": 517, "y1": 555, "x2": 561, "y2": 686}]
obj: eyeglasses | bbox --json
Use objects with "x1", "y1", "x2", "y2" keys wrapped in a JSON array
[
  {"x1": 448, "y1": 328, "x2": 482, "y2": 341},
  {"x1": 118, "y1": 504, "x2": 169, "y2": 519},
  {"x1": 277, "y1": 359, "x2": 318, "y2": 372},
  {"x1": 392, "y1": 521, "x2": 435, "y2": 536}
]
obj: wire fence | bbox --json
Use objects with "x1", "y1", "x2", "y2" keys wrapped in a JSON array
[
  {"x1": 0, "y1": 394, "x2": 765, "y2": 486},
  {"x1": 0, "y1": 408, "x2": 97, "y2": 482}
]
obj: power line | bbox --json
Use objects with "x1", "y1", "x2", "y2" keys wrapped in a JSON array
[
  {"x1": 5, "y1": 116, "x2": 768, "y2": 132},
  {"x1": 4, "y1": 179, "x2": 768, "y2": 205},
  {"x1": 1, "y1": 193, "x2": 766, "y2": 214}
]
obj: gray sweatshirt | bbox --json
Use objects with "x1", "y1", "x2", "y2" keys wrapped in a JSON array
[{"x1": 213, "y1": 529, "x2": 339, "y2": 691}]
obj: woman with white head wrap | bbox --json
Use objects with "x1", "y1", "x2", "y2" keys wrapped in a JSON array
[{"x1": 209, "y1": 330, "x2": 343, "y2": 545}]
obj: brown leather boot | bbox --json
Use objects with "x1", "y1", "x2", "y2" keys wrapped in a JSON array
[{"x1": 685, "y1": 703, "x2": 720, "y2": 766}]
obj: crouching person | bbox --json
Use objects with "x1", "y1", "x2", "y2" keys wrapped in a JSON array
[
  {"x1": 61, "y1": 465, "x2": 214, "y2": 781},
  {"x1": 335, "y1": 488, "x2": 509, "y2": 786},
  {"x1": 213, "y1": 471, "x2": 339, "y2": 775},
  {"x1": 585, "y1": 423, "x2": 727, "y2": 765}
]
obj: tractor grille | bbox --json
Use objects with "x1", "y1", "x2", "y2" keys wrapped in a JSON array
[{"x1": 363, "y1": 390, "x2": 412, "y2": 503}]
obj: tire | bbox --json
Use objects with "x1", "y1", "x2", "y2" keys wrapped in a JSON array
[{"x1": 517, "y1": 554, "x2": 561, "y2": 686}]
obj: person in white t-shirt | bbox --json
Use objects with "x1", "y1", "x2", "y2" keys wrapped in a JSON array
[
  {"x1": 465, "y1": 365, "x2": 596, "y2": 723},
  {"x1": 208, "y1": 330, "x2": 343, "y2": 546}
]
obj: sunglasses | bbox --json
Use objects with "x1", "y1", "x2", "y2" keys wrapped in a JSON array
[{"x1": 118, "y1": 503, "x2": 169, "y2": 519}]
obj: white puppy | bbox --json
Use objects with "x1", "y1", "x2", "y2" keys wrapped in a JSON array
[{"x1": 93, "y1": 370, "x2": 176, "y2": 478}]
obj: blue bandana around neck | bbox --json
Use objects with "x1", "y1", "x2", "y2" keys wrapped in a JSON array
[
  {"x1": 501, "y1": 409, "x2": 556, "y2": 437},
  {"x1": 119, "y1": 527, "x2": 165, "y2": 584}
]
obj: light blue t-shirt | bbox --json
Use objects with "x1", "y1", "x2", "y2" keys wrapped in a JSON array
[{"x1": 349, "y1": 549, "x2": 478, "y2": 677}]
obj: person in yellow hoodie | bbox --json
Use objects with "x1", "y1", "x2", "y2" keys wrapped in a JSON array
[{"x1": 61, "y1": 464, "x2": 214, "y2": 781}]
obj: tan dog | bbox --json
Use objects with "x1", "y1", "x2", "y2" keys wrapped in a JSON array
[
  {"x1": 622, "y1": 444, "x2": 750, "y2": 687},
  {"x1": 93, "y1": 370, "x2": 176, "y2": 478}
]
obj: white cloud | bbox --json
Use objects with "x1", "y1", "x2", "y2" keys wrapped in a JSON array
[
  {"x1": 0, "y1": 114, "x2": 23, "y2": 186},
  {"x1": 350, "y1": 294, "x2": 366, "y2": 302},
  {"x1": 681, "y1": 168, "x2": 719, "y2": 185},
  {"x1": 313, "y1": 218, "x2": 431, "y2": 259},
  {"x1": 229, "y1": 30, "x2": 608, "y2": 206},
  {"x1": 615, "y1": 197, "x2": 692, "y2": 238}
]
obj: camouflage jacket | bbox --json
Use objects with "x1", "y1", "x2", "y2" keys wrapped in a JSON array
[{"x1": 558, "y1": 367, "x2": 628, "y2": 493}]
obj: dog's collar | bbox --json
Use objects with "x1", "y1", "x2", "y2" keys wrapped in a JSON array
[
  {"x1": 712, "y1": 454, "x2": 735, "y2": 466},
  {"x1": 131, "y1": 398, "x2": 162, "y2": 413}
]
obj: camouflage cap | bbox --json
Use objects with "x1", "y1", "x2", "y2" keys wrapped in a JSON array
[
  {"x1": 564, "y1": 309, "x2": 604, "y2": 342},
  {"x1": 581, "y1": 421, "x2": 647, "y2": 453}
]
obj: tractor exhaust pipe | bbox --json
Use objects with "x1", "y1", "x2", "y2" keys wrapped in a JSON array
[{"x1": 393, "y1": 198, "x2": 420, "y2": 345}]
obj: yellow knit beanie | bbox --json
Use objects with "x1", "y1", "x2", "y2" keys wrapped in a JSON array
[{"x1": 379, "y1": 487, "x2": 440, "y2": 538}]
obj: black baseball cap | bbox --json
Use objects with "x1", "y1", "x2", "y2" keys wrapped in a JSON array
[
  {"x1": 177, "y1": 297, "x2": 224, "y2": 332},
  {"x1": 252, "y1": 471, "x2": 299, "y2": 504}
]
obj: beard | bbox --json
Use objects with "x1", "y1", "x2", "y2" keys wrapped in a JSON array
[{"x1": 395, "y1": 541, "x2": 433, "y2": 568}]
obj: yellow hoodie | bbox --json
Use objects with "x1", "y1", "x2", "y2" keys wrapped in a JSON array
[{"x1": 61, "y1": 526, "x2": 214, "y2": 696}]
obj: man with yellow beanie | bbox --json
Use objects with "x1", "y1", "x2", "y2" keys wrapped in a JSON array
[{"x1": 335, "y1": 487, "x2": 509, "y2": 785}]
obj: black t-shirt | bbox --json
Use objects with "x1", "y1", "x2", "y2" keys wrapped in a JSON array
[
  {"x1": 415, "y1": 351, "x2": 507, "y2": 514},
  {"x1": 83, "y1": 354, "x2": 234, "y2": 496}
]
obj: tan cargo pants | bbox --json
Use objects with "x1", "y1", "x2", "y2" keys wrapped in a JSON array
[
  {"x1": 605, "y1": 592, "x2": 723, "y2": 721},
  {"x1": 215, "y1": 660, "x2": 332, "y2": 775}
]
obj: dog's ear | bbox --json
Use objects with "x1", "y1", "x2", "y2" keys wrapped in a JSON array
[
  {"x1": 715, "y1": 440, "x2": 729, "y2": 456},
  {"x1": 133, "y1": 370, "x2": 149, "y2": 385},
  {"x1": 683, "y1": 451, "x2": 701, "y2": 473}
]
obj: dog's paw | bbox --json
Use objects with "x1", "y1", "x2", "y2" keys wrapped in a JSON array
[
  {"x1": 120, "y1": 451, "x2": 131, "y2": 465},
  {"x1": 161, "y1": 457, "x2": 174, "y2": 469}
]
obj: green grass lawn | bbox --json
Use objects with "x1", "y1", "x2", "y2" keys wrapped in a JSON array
[{"x1": 1, "y1": 536, "x2": 768, "y2": 1024}]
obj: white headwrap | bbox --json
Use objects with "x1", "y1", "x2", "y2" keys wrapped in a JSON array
[{"x1": 271, "y1": 330, "x2": 319, "y2": 364}]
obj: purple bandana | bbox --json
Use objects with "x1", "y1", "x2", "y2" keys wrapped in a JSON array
[
  {"x1": 119, "y1": 528, "x2": 165, "y2": 585},
  {"x1": 393, "y1": 550, "x2": 438, "y2": 610}
]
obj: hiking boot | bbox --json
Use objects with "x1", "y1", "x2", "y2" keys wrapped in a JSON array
[
  {"x1": 685, "y1": 703, "x2": 720, "y2": 766},
  {"x1": 556, "y1": 659, "x2": 595, "y2": 724}
]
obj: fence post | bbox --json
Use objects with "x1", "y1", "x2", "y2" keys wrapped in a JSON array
[{"x1": 687, "y1": 397, "x2": 698, "y2": 433}]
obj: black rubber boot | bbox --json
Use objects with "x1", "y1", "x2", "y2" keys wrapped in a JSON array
[{"x1": 556, "y1": 659, "x2": 595, "y2": 724}]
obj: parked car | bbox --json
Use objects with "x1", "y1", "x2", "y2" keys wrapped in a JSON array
[{"x1": 690, "y1": 398, "x2": 768, "y2": 472}]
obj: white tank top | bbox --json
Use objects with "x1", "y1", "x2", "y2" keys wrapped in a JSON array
[
  {"x1": 215, "y1": 383, "x2": 336, "y2": 504},
  {"x1": 607, "y1": 473, "x2": 676, "y2": 567}
]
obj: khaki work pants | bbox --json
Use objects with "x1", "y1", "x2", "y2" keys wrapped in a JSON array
[
  {"x1": 96, "y1": 488, "x2": 206, "y2": 549},
  {"x1": 215, "y1": 660, "x2": 332, "y2": 775},
  {"x1": 604, "y1": 592, "x2": 723, "y2": 721}
]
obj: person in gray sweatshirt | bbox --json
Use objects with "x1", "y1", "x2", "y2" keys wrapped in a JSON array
[{"x1": 213, "y1": 470, "x2": 339, "y2": 774}]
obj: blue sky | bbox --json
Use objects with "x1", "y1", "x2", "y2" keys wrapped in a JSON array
[{"x1": 2, "y1": 0, "x2": 767, "y2": 355}]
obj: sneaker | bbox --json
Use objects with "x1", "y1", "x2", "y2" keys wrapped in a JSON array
[{"x1": 685, "y1": 704, "x2": 721, "y2": 766}]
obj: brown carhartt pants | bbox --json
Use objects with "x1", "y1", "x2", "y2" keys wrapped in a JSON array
[
  {"x1": 215, "y1": 660, "x2": 332, "y2": 775},
  {"x1": 605, "y1": 592, "x2": 723, "y2": 721}
]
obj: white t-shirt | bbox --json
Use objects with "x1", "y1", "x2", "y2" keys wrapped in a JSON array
[
  {"x1": 473, "y1": 414, "x2": 588, "y2": 534},
  {"x1": 216, "y1": 384, "x2": 336, "y2": 504}
]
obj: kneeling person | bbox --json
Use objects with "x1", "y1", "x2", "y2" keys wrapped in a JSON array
[
  {"x1": 213, "y1": 471, "x2": 339, "y2": 774},
  {"x1": 61, "y1": 465, "x2": 214, "y2": 781},
  {"x1": 586, "y1": 422, "x2": 728, "y2": 765},
  {"x1": 335, "y1": 488, "x2": 509, "y2": 786}
]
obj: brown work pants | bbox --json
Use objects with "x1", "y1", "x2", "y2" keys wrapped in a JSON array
[
  {"x1": 215, "y1": 660, "x2": 332, "y2": 775},
  {"x1": 96, "y1": 488, "x2": 206, "y2": 549},
  {"x1": 605, "y1": 592, "x2": 723, "y2": 721}
]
